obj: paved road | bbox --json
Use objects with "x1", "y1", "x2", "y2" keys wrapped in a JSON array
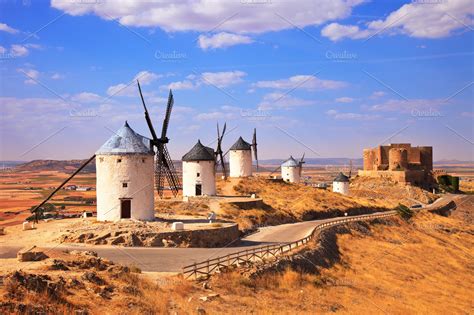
[{"x1": 1, "y1": 195, "x2": 463, "y2": 272}]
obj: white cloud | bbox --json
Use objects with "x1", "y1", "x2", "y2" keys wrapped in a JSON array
[
  {"x1": 0, "y1": 22, "x2": 19, "y2": 34},
  {"x1": 321, "y1": 23, "x2": 369, "y2": 41},
  {"x1": 370, "y1": 91, "x2": 386, "y2": 98},
  {"x1": 370, "y1": 98, "x2": 445, "y2": 112},
  {"x1": 162, "y1": 80, "x2": 197, "y2": 90},
  {"x1": 70, "y1": 92, "x2": 103, "y2": 103},
  {"x1": 0, "y1": 46, "x2": 6, "y2": 54},
  {"x1": 258, "y1": 92, "x2": 314, "y2": 110},
  {"x1": 51, "y1": 73, "x2": 65, "y2": 80},
  {"x1": 51, "y1": 0, "x2": 363, "y2": 33},
  {"x1": 10, "y1": 44, "x2": 29, "y2": 57},
  {"x1": 254, "y1": 75, "x2": 347, "y2": 91},
  {"x1": 322, "y1": 0, "x2": 474, "y2": 41},
  {"x1": 335, "y1": 97, "x2": 354, "y2": 103},
  {"x1": 195, "y1": 111, "x2": 237, "y2": 121},
  {"x1": 326, "y1": 109, "x2": 380, "y2": 120},
  {"x1": 17, "y1": 68, "x2": 39, "y2": 85},
  {"x1": 198, "y1": 32, "x2": 254, "y2": 50},
  {"x1": 107, "y1": 70, "x2": 161, "y2": 96},
  {"x1": 162, "y1": 71, "x2": 246, "y2": 90},
  {"x1": 201, "y1": 71, "x2": 246, "y2": 88}
]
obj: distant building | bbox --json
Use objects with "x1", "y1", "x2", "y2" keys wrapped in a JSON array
[
  {"x1": 64, "y1": 185, "x2": 77, "y2": 190},
  {"x1": 333, "y1": 173, "x2": 349, "y2": 195},
  {"x1": 182, "y1": 140, "x2": 216, "y2": 197},
  {"x1": 359, "y1": 143, "x2": 434, "y2": 186},
  {"x1": 281, "y1": 156, "x2": 301, "y2": 183},
  {"x1": 229, "y1": 137, "x2": 252, "y2": 178}
]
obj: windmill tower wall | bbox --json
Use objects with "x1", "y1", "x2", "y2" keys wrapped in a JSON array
[
  {"x1": 281, "y1": 166, "x2": 300, "y2": 183},
  {"x1": 96, "y1": 154, "x2": 154, "y2": 221},
  {"x1": 229, "y1": 150, "x2": 252, "y2": 177},
  {"x1": 333, "y1": 181, "x2": 349, "y2": 195},
  {"x1": 182, "y1": 161, "x2": 216, "y2": 197}
]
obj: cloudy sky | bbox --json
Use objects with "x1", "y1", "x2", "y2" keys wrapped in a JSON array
[{"x1": 0, "y1": 0, "x2": 473, "y2": 162}]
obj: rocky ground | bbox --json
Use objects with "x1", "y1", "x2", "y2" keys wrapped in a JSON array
[{"x1": 57, "y1": 219, "x2": 238, "y2": 248}]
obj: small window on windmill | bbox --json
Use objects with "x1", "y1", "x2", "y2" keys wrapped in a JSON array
[
  {"x1": 122, "y1": 182, "x2": 128, "y2": 188},
  {"x1": 117, "y1": 159, "x2": 122, "y2": 163},
  {"x1": 142, "y1": 158, "x2": 146, "y2": 163},
  {"x1": 99, "y1": 157, "x2": 104, "y2": 162},
  {"x1": 197, "y1": 172, "x2": 200, "y2": 177}
]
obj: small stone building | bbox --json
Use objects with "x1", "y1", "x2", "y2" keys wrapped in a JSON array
[
  {"x1": 333, "y1": 172, "x2": 350, "y2": 195},
  {"x1": 229, "y1": 136, "x2": 252, "y2": 178},
  {"x1": 182, "y1": 140, "x2": 216, "y2": 197},
  {"x1": 96, "y1": 121, "x2": 155, "y2": 222},
  {"x1": 281, "y1": 156, "x2": 301, "y2": 183}
]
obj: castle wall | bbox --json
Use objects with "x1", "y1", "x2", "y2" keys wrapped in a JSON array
[{"x1": 96, "y1": 154, "x2": 154, "y2": 221}]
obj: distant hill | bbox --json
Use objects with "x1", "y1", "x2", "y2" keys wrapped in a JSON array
[
  {"x1": 10, "y1": 157, "x2": 473, "y2": 173},
  {"x1": 434, "y1": 159, "x2": 474, "y2": 165},
  {"x1": 14, "y1": 159, "x2": 97, "y2": 173},
  {"x1": 13, "y1": 159, "x2": 182, "y2": 173},
  {"x1": 259, "y1": 158, "x2": 363, "y2": 166}
]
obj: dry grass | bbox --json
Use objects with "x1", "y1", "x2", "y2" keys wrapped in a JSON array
[{"x1": 3, "y1": 202, "x2": 472, "y2": 314}]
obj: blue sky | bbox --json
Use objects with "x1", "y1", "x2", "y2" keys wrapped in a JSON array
[{"x1": 0, "y1": 0, "x2": 472, "y2": 161}]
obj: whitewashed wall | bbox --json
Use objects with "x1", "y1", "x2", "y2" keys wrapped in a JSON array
[
  {"x1": 281, "y1": 166, "x2": 301, "y2": 183},
  {"x1": 332, "y1": 181, "x2": 349, "y2": 195},
  {"x1": 96, "y1": 154, "x2": 155, "y2": 221},
  {"x1": 182, "y1": 160, "x2": 216, "y2": 197},
  {"x1": 229, "y1": 150, "x2": 252, "y2": 177}
]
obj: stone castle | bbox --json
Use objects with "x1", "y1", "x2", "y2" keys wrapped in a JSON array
[{"x1": 358, "y1": 143, "x2": 433, "y2": 186}]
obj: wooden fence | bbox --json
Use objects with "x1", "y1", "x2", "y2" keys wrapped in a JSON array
[{"x1": 182, "y1": 211, "x2": 397, "y2": 280}]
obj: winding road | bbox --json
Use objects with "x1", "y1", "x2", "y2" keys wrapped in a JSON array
[{"x1": 0, "y1": 194, "x2": 465, "y2": 272}]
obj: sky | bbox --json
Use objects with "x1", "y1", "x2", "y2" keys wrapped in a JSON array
[{"x1": 0, "y1": 0, "x2": 473, "y2": 162}]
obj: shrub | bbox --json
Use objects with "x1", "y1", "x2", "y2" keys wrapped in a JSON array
[{"x1": 395, "y1": 203, "x2": 414, "y2": 220}]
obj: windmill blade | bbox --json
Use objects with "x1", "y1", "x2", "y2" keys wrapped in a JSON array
[
  {"x1": 299, "y1": 153, "x2": 305, "y2": 177},
  {"x1": 31, "y1": 155, "x2": 96, "y2": 215},
  {"x1": 268, "y1": 165, "x2": 281, "y2": 177},
  {"x1": 221, "y1": 122, "x2": 227, "y2": 138},
  {"x1": 160, "y1": 144, "x2": 181, "y2": 197},
  {"x1": 214, "y1": 122, "x2": 227, "y2": 179},
  {"x1": 219, "y1": 152, "x2": 227, "y2": 179},
  {"x1": 161, "y1": 90, "x2": 174, "y2": 140},
  {"x1": 137, "y1": 80, "x2": 159, "y2": 142},
  {"x1": 252, "y1": 128, "x2": 258, "y2": 171}
]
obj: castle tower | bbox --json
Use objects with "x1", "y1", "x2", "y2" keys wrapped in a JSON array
[
  {"x1": 95, "y1": 121, "x2": 155, "y2": 221},
  {"x1": 389, "y1": 148, "x2": 408, "y2": 170},
  {"x1": 229, "y1": 136, "x2": 252, "y2": 178},
  {"x1": 182, "y1": 140, "x2": 216, "y2": 197},
  {"x1": 333, "y1": 172, "x2": 350, "y2": 195},
  {"x1": 281, "y1": 156, "x2": 301, "y2": 183}
]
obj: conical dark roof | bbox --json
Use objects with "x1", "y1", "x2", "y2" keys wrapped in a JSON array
[
  {"x1": 230, "y1": 136, "x2": 251, "y2": 151},
  {"x1": 333, "y1": 172, "x2": 349, "y2": 182},
  {"x1": 96, "y1": 121, "x2": 153, "y2": 155},
  {"x1": 182, "y1": 140, "x2": 215, "y2": 161}
]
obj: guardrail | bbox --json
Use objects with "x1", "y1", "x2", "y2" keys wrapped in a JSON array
[{"x1": 182, "y1": 211, "x2": 397, "y2": 280}]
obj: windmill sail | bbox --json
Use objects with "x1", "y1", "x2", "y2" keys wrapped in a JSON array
[
  {"x1": 30, "y1": 155, "x2": 96, "y2": 220},
  {"x1": 215, "y1": 122, "x2": 227, "y2": 179},
  {"x1": 138, "y1": 81, "x2": 181, "y2": 198},
  {"x1": 252, "y1": 128, "x2": 258, "y2": 172}
]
